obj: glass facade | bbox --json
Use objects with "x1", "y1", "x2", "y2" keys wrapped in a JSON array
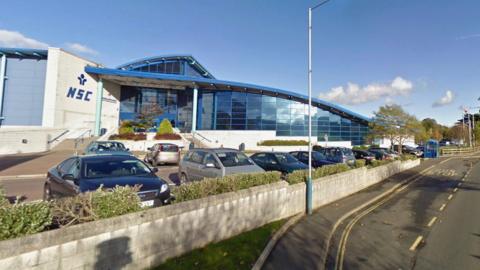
[
  {"x1": 126, "y1": 59, "x2": 204, "y2": 78},
  {"x1": 119, "y1": 87, "x2": 368, "y2": 145}
]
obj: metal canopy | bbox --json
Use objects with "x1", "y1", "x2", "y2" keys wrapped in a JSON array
[
  {"x1": 0, "y1": 48, "x2": 48, "y2": 59},
  {"x1": 85, "y1": 65, "x2": 371, "y2": 123}
]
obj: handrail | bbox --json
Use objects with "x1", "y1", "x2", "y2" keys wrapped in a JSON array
[
  {"x1": 193, "y1": 131, "x2": 212, "y2": 143},
  {"x1": 74, "y1": 129, "x2": 92, "y2": 155},
  {"x1": 47, "y1": 130, "x2": 69, "y2": 144}
]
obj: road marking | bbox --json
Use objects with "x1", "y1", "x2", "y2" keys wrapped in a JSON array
[
  {"x1": 409, "y1": 236, "x2": 424, "y2": 251},
  {"x1": 458, "y1": 182, "x2": 463, "y2": 186},
  {"x1": 439, "y1": 204, "x2": 447, "y2": 211},
  {"x1": 448, "y1": 194, "x2": 453, "y2": 200},
  {"x1": 453, "y1": 187, "x2": 458, "y2": 192},
  {"x1": 427, "y1": 217, "x2": 437, "y2": 227}
]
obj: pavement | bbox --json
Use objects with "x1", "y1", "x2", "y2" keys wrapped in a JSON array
[{"x1": 263, "y1": 155, "x2": 480, "y2": 270}]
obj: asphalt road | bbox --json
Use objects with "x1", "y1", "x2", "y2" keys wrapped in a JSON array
[
  {"x1": 264, "y1": 155, "x2": 480, "y2": 270},
  {"x1": 0, "y1": 165, "x2": 180, "y2": 202}
]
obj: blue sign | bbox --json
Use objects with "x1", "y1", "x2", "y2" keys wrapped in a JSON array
[{"x1": 66, "y1": 74, "x2": 92, "y2": 101}]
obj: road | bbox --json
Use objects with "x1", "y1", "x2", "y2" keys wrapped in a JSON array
[
  {"x1": 264, "y1": 155, "x2": 480, "y2": 270},
  {"x1": 0, "y1": 165, "x2": 180, "y2": 202}
]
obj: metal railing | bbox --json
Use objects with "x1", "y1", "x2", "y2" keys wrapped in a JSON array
[
  {"x1": 47, "y1": 130, "x2": 69, "y2": 144},
  {"x1": 74, "y1": 129, "x2": 92, "y2": 155},
  {"x1": 193, "y1": 131, "x2": 212, "y2": 143},
  {"x1": 440, "y1": 146, "x2": 479, "y2": 156}
]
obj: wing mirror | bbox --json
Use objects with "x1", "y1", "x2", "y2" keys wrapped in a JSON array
[
  {"x1": 151, "y1": 167, "x2": 159, "y2": 173},
  {"x1": 205, "y1": 163, "x2": 216, "y2": 168},
  {"x1": 147, "y1": 147, "x2": 152, "y2": 151},
  {"x1": 62, "y1": 174, "x2": 78, "y2": 185}
]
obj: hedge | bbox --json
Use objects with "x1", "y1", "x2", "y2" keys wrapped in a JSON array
[
  {"x1": 109, "y1": 133, "x2": 147, "y2": 141},
  {"x1": 368, "y1": 159, "x2": 394, "y2": 168},
  {"x1": 286, "y1": 163, "x2": 351, "y2": 184},
  {"x1": 0, "y1": 201, "x2": 52, "y2": 241},
  {"x1": 157, "y1": 118, "x2": 174, "y2": 135},
  {"x1": 354, "y1": 159, "x2": 366, "y2": 168},
  {"x1": 257, "y1": 140, "x2": 308, "y2": 146},
  {"x1": 400, "y1": 154, "x2": 417, "y2": 161},
  {"x1": 172, "y1": 171, "x2": 282, "y2": 203}
]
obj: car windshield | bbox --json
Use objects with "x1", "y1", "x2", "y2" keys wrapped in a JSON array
[
  {"x1": 159, "y1": 144, "x2": 178, "y2": 152},
  {"x1": 95, "y1": 142, "x2": 126, "y2": 151},
  {"x1": 313, "y1": 152, "x2": 327, "y2": 160},
  {"x1": 274, "y1": 153, "x2": 298, "y2": 164},
  {"x1": 341, "y1": 148, "x2": 354, "y2": 157},
  {"x1": 83, "y1": 158, "x2": 151, "y2": 178},
  {"x1": 215, "y1": 151, "x2": 253, "y2": 167}
]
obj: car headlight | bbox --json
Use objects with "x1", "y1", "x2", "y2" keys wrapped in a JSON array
[{"x1": 160, "y1": 183, "x2": 169, "y2": 193}]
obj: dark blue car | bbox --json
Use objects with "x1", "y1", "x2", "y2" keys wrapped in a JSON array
[
  {"x1": 289, "y1": 151, "x2": 335, "y2": 168},
  {"x1": 43, "y1": 154, "x2": 172, "y2": 207},
  {"x1": 250, "y1": 152, "x2": 308, "y2": 175}
]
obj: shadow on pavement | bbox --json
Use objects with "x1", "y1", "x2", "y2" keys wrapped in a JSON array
[{"x1": 0, "y1": 153, "x2": 46, "y2": 172}]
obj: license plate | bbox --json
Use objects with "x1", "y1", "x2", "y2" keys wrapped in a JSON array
[{"x1": 141, "y1": 200, "x2": 154, "y2": 208}]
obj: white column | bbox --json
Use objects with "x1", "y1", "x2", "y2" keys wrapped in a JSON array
[
  {"x1": 192, "y1": 86, "x2": 198, "y2": 132},
  {"x1": 94, "y1": 78, "x2": 104, "y2": 136},
  {"x1": 0, "y1": 54, "x2": 6, "y2": 124}
]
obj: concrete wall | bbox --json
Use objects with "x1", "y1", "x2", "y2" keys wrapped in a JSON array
[
  {"x1": 0, "y1": 127, "x2": 67, "y2": 154},
  {"x1": 0, "y1": 159, "x2": 419, "y2": 270},
  {"x1": 195, "y1": 130, "x2": 352, "y2": 150}
]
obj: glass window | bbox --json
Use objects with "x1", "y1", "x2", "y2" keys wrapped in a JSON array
[
  {"x1": 190, "y1": 151, "x2": 206, "y2": 164},
  {"x1": 83, "y1": 158, "x2": 152, "y2": 178},
  {"x1": 215, "y1": 151, "x2": 254, "y2": 167},
  {"x1": 273, "y1": 153, "x2": 298, "y2": 165}
]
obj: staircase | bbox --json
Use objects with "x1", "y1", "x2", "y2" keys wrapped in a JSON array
[
  {"x1": 51, "y1": 130, "x2": 97, "y2": 154},
  {"x1": 180, "y1": 132, "x2": 219, "y2": 149}
]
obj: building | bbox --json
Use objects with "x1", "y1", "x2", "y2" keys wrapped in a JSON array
[{"x1": 0, "y1": 47, "x2": 370, "y2": 153}]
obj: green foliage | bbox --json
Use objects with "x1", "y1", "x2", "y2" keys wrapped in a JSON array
[
  {"x1": 52, "y1": 186, "x2": 141, "y2": 227},
  {"x1": 0, "y1": 201, "x2": 52, "y2": 241},
  {"x1": 286, "y1": 163, "x2": 351, "y2": 184},
  {"x1": 0, "y1": 186, "x2": 9, "y2": 208},
  {"x1": 157, "y1": 119, "x2": 174, "y2": 135},
  {"x1": 156, "y1": 219, "x2": 286, "y2": 270},
  {"x1": 257, "y1": 140, "x2": 308, "y2": 146},
  {"x1": 354, "y1": 159, "x2": 366, "y2": 168},
  {"x1": 119, "y1": 121, "x2": 135, "y2": 135},
  {"x1": 400, "y1": 154, "x2": 417, "y2": 161},
  {"x1": 352, "y1": 145, "x2": 370, "y2": 150},
  {"x1": 109, "y1": 133, "x2": 146, "y2": 141},
  {"x1": 368, "y1": 159, "x2": 394, "y2": 168},
  {"x1": 173, "y1": 172, "x2": 281, "y2": 203}
]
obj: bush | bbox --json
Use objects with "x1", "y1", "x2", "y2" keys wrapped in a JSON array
[
  {"x1": 52, "y1": 186, "x2": 141, "y2": 227},
  {"x1": 400, "y1": 154, "x2": 417, "y2": 161},
  {"x1": 0, "y1": 201, "x2": 52, "y2": 240},
  {"x1": 257, "y1": 140, "x2": 309, "y2": 146},
  {"x1": 286, "y1": 163, "x2": 351, "y2": 184},
  {"x1": 172, "y1": 171, "x2": 281, "y2": 203},
  {"x1": 154, "y1": 133, "x2": 182, "y2": 140},
  {"x1": 157, "y1": 119, "x2": 174, "y2": 135},
  {"x1": 354, "y1": 159, "x2": 366, "y2": 168},
  {"x1": 368, "y1": 159, "x2": 393, "y2": 168},
  {"x1": 119, "y1": 121, "x2": 135, "y2": 135},
  {"x1": 109, "y1": 133, "x2": 146, "y2": 141},
  {"x1": 0, "y1": 186, "x2": 9, "y2": 208},
  {"x1": 352, "y1": 145, "x2": 370, "y2": 150}
]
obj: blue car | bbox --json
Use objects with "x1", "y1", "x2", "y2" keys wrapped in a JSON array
[
  {"x1": 43, "y1": 154, "x2": 172, "y2": 207},
  {"x1": 84, "y1": 141, "x2": 132, "y2": 155},
  {"x1": 250, "y1": 152, "x2": 308, "y2": 175},
  {"x1": 289, "y1": 151, "x2": 336, "y2": 168}
]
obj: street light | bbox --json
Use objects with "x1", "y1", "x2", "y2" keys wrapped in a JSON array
[{"x1": 307, "y1": 0, "x2": 331, "y2": 215}]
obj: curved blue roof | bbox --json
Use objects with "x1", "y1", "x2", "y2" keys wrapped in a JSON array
[
  {"x1": 85, "y1": 65, "x2": 370, "y2": 123},
  {"x1": 116, "y1": 54, "x2": 215, "y2": 79},
  {"x1": 0, "y1": 47, "x2": 48, "y2": 59}
]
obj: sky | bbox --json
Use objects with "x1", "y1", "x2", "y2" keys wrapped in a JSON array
[{"x1": 0, "y1": 0, "x2": 479, "y2": 126}]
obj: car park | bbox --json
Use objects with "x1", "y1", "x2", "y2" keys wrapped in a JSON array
[
  {"x1": 250, "y1": 152, "x2": 307, "y2": 175},
  {"x1": 178, "y1": 148, "x2": 264, "y2": 182},
  {"x1": 313, "y1": 146, "x2": 356, "y2": 166},
  {"x1": 368, "y1": 148, "x2": 396, "y2": 160},
  {"x1": 393, "y1": 145, "x2": 423, "y2": 157},
  {"x1": 43, "y1": 154, "x2": 172, "y2": 207},
  {"x1": 352, "y1": 149, "x2": 376, "y2": 164},
  {"x1": 144, "y1": 143, "x2": 181, "y2": 166},
  {"x1": 84, "y1": 141, "x2": 132, "y2": 155},
  {"x1": 289, "y1": 151, "x2": 335, "y2": 168}
]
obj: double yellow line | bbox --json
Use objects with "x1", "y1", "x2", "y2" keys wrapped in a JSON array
[{"x1": 330, "y1": 157, "x2": 453, "y2": 270}]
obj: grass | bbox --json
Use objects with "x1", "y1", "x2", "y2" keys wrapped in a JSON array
[{"x1": 154, "y1": 219, "x2": 286, "y2": 270}]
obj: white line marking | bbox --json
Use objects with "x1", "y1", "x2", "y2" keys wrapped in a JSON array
[
  {"x1": 409, "y1": 236, "x2": 423, "y2": 251},
  {"x1": 458, "y1": 182, "x2": 463, "y2": 186},
  {"x1": 448, "y1": 194, "x2": 453, "y2": 200},
  {"x1": 439, "y1": 204, "x2": 447, "y2": 211},
  {"x1": 453, "y1": 188, "x2": 458, "y2": 192},
  {"x1": 427, "y1": 217, "x2": 437, "y2": 227}
]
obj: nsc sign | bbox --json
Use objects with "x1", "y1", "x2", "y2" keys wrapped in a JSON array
[{"x1": 66, "y1": 74, "x2": 93, "y2": 101}]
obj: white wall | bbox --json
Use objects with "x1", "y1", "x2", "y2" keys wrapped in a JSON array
[
  {"x1": 0, "y1": 127, "x2": 67, "y2": 154},
  {"x1": 374, "y1": 136, "x2": 417, "y2": 148}
]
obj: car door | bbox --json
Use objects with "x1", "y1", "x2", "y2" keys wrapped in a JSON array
[
  {"x1": 202, "y1": 153, "x2": 222, "y2": 178},
  {"x1": 188, "y1": 151, "x2": 207, "y2": 181},
  {"x1": 264, "y1": 154, "x2": 281, "y2": 172},
  {"x1": 251, "y1": 153, "x2": 267, "y2": 170},
  {"x1": 50, "y1": 158, "x2": 76, "y2": 198}
]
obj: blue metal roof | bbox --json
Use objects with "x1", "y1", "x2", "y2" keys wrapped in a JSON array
[
  {"x1": 85, "y1": 66, "x2": 370, "y2": 123},
  {"x1": 116, "y1": 54, "x2": 215, "y2": 79},
  {"x1": 0, "y1": 48, "x2": 48, "y2": 59}
]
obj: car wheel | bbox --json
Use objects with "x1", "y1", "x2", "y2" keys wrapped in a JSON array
[
  {"x1": 180, "y1": 173, "x2": 188, "y2": 183},
  {"x1": 43, "y1": 185, "x2": 52, "y2": 201}
]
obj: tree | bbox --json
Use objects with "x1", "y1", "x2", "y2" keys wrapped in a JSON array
[
  {"x1": 369, "y1": 105, "x2": 422, "y2": 154},
  {"x1": 157, "y1": 118, "x2": 174, "y2": 135},
  {"x1": 136, "y1": 103, "x2": 163, "y2": 129}
]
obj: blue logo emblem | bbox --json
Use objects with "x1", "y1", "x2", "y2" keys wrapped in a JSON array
[{"x1": 78, "y1": 74, "x2": 87, "y2": 85}]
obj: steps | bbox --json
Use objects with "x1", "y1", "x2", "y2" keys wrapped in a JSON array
[{"x1": 52, "y1": 137, "x2": 97, "y2": 152}]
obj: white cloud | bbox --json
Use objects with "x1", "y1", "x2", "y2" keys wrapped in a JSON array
[
  {"x1": 318, "y1": 76, "x2": 414, "y2": 105},
  {"x1": 65, "y1": 42, "x2": 98, "y2": 55},
  {"x1": 0, "y1": 29, "x2": 49, "y2": 49},
  {"x1": 456, "y1": 33, "x2": 480, "y2": 40},
  {"x1": 432, "y1": 90, "x2": 455, "y2": 107}
]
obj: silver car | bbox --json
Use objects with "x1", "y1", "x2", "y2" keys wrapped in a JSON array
[
  {"x1": 145, "y1": 143, "x2": 181, "y2": 166},
  {"x1": 178, "y1": 148, "x2": 264, "y2": 182}
]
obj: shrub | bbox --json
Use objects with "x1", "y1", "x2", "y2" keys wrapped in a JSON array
[
  {"x1": 157, "y1": 118, "x2": 174, "y2": 135},
  {"x1": 119, "y1": 121, "x2": 135, "y2": 135},
  {"x1": 154, "y1": 133, "x2": 182, "y2": 140},
  {"x1": 352, "y1": 145, "x2": 370, "y2": 150},
  {"x1": 286, "y1": 163, "x2": 351, "y2": 184},
  {"x1": 52, "y1": 186, "x2": 141, "y2": 227},
  {"x1": 354, "y1": 159, "x2": 366, "y2": 168},
  {"x1": 109, "y1": 133, "x2": 146, "y2": 141},
  {"x1": 368, "y1": 159, "x2": 393, "y2": 168},
  {"x1": 0, "y1": 201, "x2": 52, "y2": 240},
  {"x1": 400, "y1": 154, "x2": 417, "y2": 161},
  {"x1": 172, "y1": 171, "x2": 281, "y2": 203},
  {"x1": 0, "y1": 186, "x2": 9, "y2": 208},
  {"x1": 257, "y1": 140, "x2": 309, "y2": 146}
]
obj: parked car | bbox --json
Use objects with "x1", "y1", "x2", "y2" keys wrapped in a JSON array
[
  {"x1": 84, "y1": 141, "x2": 132, "y2": 155},
  {"x1": 43, "y1": 154, "x2": 172, "y2": 207},
  {"x1": 393, "y1": 145, "x2": 423, "y2": 157},
  {"x1": 289, "y1": 151, "x2": 335, "y2": 168},
  {"x1": 178, "y1": 148, "x2": 264, "y2": 182},
  {"x1": 144, "y1": 143, "x2": 180, "y2": 166},
  {"x1": 250, "y1": 152, "x2": 308, "y2": 175},
  {"x1": 314, "y1": 147, "x2": 356, "y2": 166},
  {"x1": 368, "y1": 148, "x2": 395, "y2": 160},
  {"x1": 352, "y1": 149, "x2": 376, "y2": 164}
]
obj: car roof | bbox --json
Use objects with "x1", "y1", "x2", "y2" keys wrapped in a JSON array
[
  {"x1": 79, "y1": 154, "x2": 138, "y2": 161},
  {"x1": 189, "y1": 148, "x2": 240, "y2": 153}
]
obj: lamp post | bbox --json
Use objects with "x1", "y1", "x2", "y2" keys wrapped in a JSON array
[{"x1": 307, "y1": 0, "x2": 331, "y2": 215}]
